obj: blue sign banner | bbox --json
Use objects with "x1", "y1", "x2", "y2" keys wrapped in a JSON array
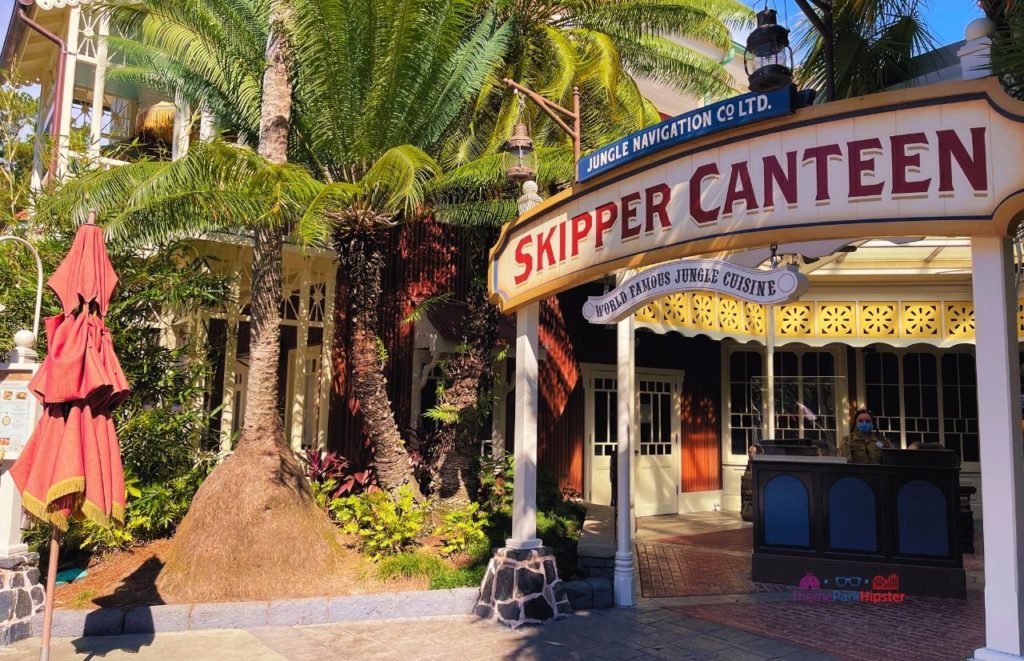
[{"x1": 577, "y1": 87, "x2": 795, "y2": 183}]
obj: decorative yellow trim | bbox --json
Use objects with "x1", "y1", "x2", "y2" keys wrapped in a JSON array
[{"x1": 635, "y1": 293, "x2": 1017, "y2": 344}]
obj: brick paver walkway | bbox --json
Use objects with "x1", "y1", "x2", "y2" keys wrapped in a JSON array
[
  {"x1": 636, "y1": 542, "x2": 784, "y2": 598},
  {"x1": 635, "y1": 513, "x2": 987, "y2": 661},
  {"x1": 670, "y1": 596, "x2": 985, "y2": 661},
  {"x1": 0, "y1": 608, "x2": 836, "y2": 660}
]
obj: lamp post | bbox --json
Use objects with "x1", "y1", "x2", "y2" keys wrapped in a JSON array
[
  {"x1": 744, "y1": 3, "x2": 836, "y2": 103},
  {"x1": 502, "y1": 79, "x2": 581, "y2": 166}
]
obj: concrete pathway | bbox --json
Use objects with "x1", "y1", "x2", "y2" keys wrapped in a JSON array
[{"x1": 0, "y1": 605, "x2": 834, "y2": 660}]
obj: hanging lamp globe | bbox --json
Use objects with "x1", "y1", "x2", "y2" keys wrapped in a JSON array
[
  {"x1": 505, "y1": 122, "x2": 536, "y2": 183},
  {"x1": 744, "y1": 8, "x2": 794, "y2": 93}
]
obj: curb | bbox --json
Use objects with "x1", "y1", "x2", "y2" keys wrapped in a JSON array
[{"x1": 30, "y1": 587, "x2": 480, "y2": 638}]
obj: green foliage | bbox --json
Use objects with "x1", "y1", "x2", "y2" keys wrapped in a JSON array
[
  {"x1": 479, "y1": 453, "x2": 515, "y2": 514},
  {"x1": 795, "y1": 0, "x2": 937, "y2": 100},
  {"x1": 436, "y1": 502, "x2": 489, "y2": 557},
  {"x1": 312, "y1": 479, "x2": 339, "y2": 510},
  {"x1": 375, "y1": 552, "x2": 446, "y2": 580},
  {"x1": 374, "y1": 551, "x2": 487, "y2": 589},
  {"x1": 331, "y1": 486, "x2": 429, "y2": 559}
]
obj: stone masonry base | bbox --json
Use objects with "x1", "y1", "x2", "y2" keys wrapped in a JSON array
[
  {"x1": 475, "y1": 547, "x2": 570, "y2": 628},
  {"x1": 0, "y1": 553, "x2": 44, "y2": 646}
]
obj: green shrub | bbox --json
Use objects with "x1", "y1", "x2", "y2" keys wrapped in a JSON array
[
  {"x1": 478, "y1": 453, "x2": 514, "y2": 514},
  {"x1": 436, "y1": 502, "x2": 489, "y2": 557},
  {"x1": 331, "y1": 485, "x2": 429, "y2": 559},
  {"x1": 376, "y1": 552, "x2": 445, "y2": 580},
  {"x1": 374, "y1": 552, "x2": 487, "y2": 589},
  {"x1": 428, "y1": 563, "x2": 487, "y2": 590}
]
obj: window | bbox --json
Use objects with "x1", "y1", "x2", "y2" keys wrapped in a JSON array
[
  {"x1": 729, "y1": 351, "x2": 763, "y2": 456},
  {"x1": 941, "y1": 353, "x2": 979, "y2": 463},
  {"x1": 863, "y1": 351, "x2": 902, "y2": 441},
  {"x1": 727, "y1": 347, "x2": 844, "y2": 457},
  {"x1": 863, "y1": 349, "x2": 979, "y2": 463},
  {"x1": 638, "y1": 380, "x2": 672, "y2": 455},
  {"x1": 593, "y1": 377, "x2": 618, "y2": 456}
]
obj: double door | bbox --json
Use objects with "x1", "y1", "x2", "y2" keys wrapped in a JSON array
[{"x1": 584, "y1": 367, "x2": 681, "y2": 516}]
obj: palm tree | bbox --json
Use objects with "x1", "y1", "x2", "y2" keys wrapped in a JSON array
[
  {"x1": 982, "y1": 0, "x2": 1024, "y2": 98},
  {"x1": 73, "y1": 0, "x2": 511, "y2": 499},
  {"x1": 424, "y1": 0, "x2": 753, "y2": 507},
  {"x1": 795, "y1": 0, "x2": 937, "y2": 99},
  {"x1": 448, "y1": 0, "x2": 753, "y2": 165}
]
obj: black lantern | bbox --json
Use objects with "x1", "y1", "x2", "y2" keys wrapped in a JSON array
[
  {"x1": 504, "y1": 122, "x2": 535, "y2": 183},
  {"x1": 744, "y1": 8, "x2": 794, "y2": 93}
]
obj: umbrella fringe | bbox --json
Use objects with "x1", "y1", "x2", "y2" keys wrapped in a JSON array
[
  {"x1": 20, "y1": 490, "x2": 76, "y2": 532},
  {"x1": 81, "y1": 499, "x2": 125, "y2": 529}
]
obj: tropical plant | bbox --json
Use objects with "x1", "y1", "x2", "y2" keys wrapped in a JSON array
[
  {"x1": 0, "y1": 76, "x2": 36, "y2": 227},
  {"x1": 983, "y1": 0, "x2": 1024, "y2": 98},
  {"x1": 332, "y1": 485, "x2": 430, "y2": 558},
  {"x1": 795, "y1": 0, "x2": 937, "y2": 100},
  {"x1": 302, "y1": 448, "x2": 381, "y2": 500},
  {"x1": 435, "y1": 502, "x2": 489, "y2": 557},
  {"x1": 95, "y1": 0, "x2": 516, "y2": 497}
]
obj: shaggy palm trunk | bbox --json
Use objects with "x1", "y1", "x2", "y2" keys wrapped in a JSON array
[
  {"x1": 158, "y1": 2, "x2": 341, "y2": 601},
  {"x1": 338, "y1": 229, "x2": 416, "y2": 493},
  {"x1": 431, "y1": 239, "x2": 501, "y2": 508}
]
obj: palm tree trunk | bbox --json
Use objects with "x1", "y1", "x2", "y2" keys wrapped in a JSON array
[
  {"x1": 158, "y1": 2, "x2": 342, "y2": 601},
  {"x1": 430, "y1": 237, "x2": 501, "y2": 508},
  {"x1": 338, "y1": 229, "x2": 416, "y2": 493}
]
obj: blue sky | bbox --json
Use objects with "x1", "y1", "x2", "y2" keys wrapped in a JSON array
[{"x1": 747, "y1": 1, "x2": 983, "y2": 48}]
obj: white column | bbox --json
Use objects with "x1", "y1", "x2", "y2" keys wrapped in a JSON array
[
  {"x1": 290, "y1": 263, "x2": 311, "y2": 450},
  {"x1": 87, "y1": 14, "x2": 109, "y2": 160},
  {"x1": 219, "y1": 274, "x2": 242, "y2": 453},
  {"x1": 971, "y1": 236, "x2": 1024, "y2": 660},
  {"x1": 199, "y1": 101, "x2": 218, "y2": 142},
  {"x1": 614, "y1": 314, "x2": 636, "y2": 606},
  {"x1": 56, "y1": 8, "x2": 81, "y2": 178},
  {"x1": 0, "y1": 463, "x2": 27, "y2": 558},
  {"x1": 765, "y1": 306, "x2": 776, "y2": 440},
  {"x1": 30, "y1": 77, "x2": 51, "y2": 192},
  {"x1": 172, "y1": 90, "x2": 191, "y2": 160},
  {"x1": 317, "y1": 264, "x2": 337, "y2": 450},
  {"x1": 507, "y1": 302, "x2": 541, "y2": 550}
]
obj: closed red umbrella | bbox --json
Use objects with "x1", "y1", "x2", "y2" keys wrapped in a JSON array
[{"x1": 10, "y1": 218, "x2": 129, "y2": 660}]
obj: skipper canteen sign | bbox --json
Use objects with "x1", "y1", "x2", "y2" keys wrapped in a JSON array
[
  {"x1": 582, "y1": 261, "x2": 809, "y2": 325},
  {"x1": 489, "y1": 80, "x2": 1024, "y2": 311},
  {"x1": 578, "y1": 87, "x2": 794, "y2": 182}
]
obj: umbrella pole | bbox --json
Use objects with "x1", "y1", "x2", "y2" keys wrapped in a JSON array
[{"x1": 39, "y1": 528, "x2": 60, "y2": 661}]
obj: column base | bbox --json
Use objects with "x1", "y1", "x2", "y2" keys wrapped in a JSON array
[
  {"x1": 504, "y1": 537, "x2": 542, "y2": 550},
  {"x1": 613, "y1": 551, "x2": 635, "y2": 607},
  {"x1": 0, "y1": 552, "x2": 42, "y2": 647},
  {"x1": 975, "y1": 648, "x2": 1024, "y2": 660},
  {"x1": 475, "y1": 546, "x2": 571, "y2": 628}
]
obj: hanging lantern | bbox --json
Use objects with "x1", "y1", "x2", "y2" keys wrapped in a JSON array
[
  {"x1": 744, "y1": 8, "x2": 794, "y2": 93},
  {"x1": 504, "y1": 122, "x2": 536, "y2": 183}
]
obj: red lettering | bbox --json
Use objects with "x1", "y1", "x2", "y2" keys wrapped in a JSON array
[
  {"x1": 513, "y1": 235, "x2": 532, "y2": 285},
  {"x1": 890, "y1": 133, "x2": 931, "y2": 195},
  {"x1": 571, "y1": 212, "x2": 592, "y2": 258},
  {"x1": 938, "y1": 127, "x2": 987, "y2": 193},
  {"x1": 595, "y1": 203, "x2": 617, "y2": 249},
  {"x1": 722, "y1": 162, "x2": 758, "y2": 215},
  {"x1": 620, "y1": 192, "x2": 641, "y2": 240},
  {"x1": 645, "y1": 183, "x2": 672, "y2": 231},
  {"x1": 848, "y1": 138, "x2": 884, "y2": 198},
  {"x1": 803, "y1": 144, "x2": 842, "y2": 201},
  {"x1": 558, "y1": 220, "x2": 566, "y2": 262},
  {"x1": 536, "y1": 227, "x2": 556, "y2": 271},
  {"x1": 689, "y1": 163, "x2": 720, "y2": 224},
  {"x1": 763, "y1": 151, "x2": 798, "y2": 208}
]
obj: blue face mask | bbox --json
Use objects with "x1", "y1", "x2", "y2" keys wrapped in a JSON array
[{"x1": 856, "y1": 421, "x2": 873, "y2": 434}]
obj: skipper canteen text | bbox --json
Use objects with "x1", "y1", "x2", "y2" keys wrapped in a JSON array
[{"x1": 510, "y1": 127, "x2": 986, "y2": 287}]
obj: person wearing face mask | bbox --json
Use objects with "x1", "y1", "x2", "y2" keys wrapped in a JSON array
[{"x1": 838, "y1": 409, "x2": 893, "y2": 464}]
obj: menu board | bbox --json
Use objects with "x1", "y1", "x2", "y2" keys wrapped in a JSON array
[{"x1": 0, "y1": 367, "x2": 38, "y2": 460}]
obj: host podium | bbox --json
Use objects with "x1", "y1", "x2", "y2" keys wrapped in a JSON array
[{"x1": 750, "y1": 450, "x2": 966, "y2": 598}]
